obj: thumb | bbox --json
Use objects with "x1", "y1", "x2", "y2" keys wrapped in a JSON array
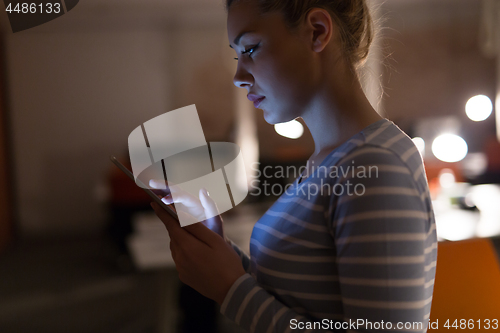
[
  {"x1": 199, "y1": 188, "x2": 220, "y2": 219},
  {"x1": 149, "y1": 179, "x2": 168, "y2": 190}
]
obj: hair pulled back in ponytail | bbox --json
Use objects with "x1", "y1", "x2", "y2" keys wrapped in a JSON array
[{"x1": 226, "y1": 0, "x2": 373, "y2": 69}]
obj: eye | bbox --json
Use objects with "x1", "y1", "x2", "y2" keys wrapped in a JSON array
[{"x1": 234, "y1": 44, "x2": 259, "y2": 60}]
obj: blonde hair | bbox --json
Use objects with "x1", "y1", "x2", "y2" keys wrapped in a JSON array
[{"x1": 225, "y1": 0, "x2": 373, "y2": 70}]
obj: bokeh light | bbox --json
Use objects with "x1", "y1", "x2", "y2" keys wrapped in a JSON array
[
  {"x1": 465, "y1": 95, "x2": 492, "y2": 121},
  {"x1": 438, "y1": 168, "x2": 456, "y2": 188},
  {"x1": 411, "y1": 137, "x2": 425, "y2": 157},
  {"x1": 274, "y1": 120, "x2": 304, "y2": 139},
  {"x1": 431, "y1": 134, "x2": 468, "y2": 162}
]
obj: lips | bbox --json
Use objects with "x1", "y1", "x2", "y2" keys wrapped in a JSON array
[{"x1": 247, "y1": 94, "x2": 265, "y2": 108}]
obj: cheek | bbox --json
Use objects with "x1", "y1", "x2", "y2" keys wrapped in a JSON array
[
  {"x1": 255, "y1": 42, "x2": 314, "y2": 115},
  {"x1": 270, "y1": 49, "x2": 312, "y2": 96},
  {"x1": 262, "y1": 58, "x2": 303, "y2": 98},
  {"x1": 257, "y1": 44, "x2": 297, "y2": 86}
]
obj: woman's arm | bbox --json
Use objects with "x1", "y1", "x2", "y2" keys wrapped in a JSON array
[
  {"x1": 150, "y1": 180, "x2": 341, "y2": 331},
  {"x1": 329, "y1": 145, "x2": 437, "y2": 333},
  {"x1": 220, "y1": 274, "x2": 344, "y2": 333},
  {"x1": 219, "y1": 145, "x2": 437, "y2": 333},
  {"x1": 221, "y1": 239, "x2": 345, "y2": 332},
  {"x1": 226, "y1": 237, "x2": 251, "y2": 274}
]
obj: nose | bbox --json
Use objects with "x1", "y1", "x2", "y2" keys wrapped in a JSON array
[{"x1": 233, "y1": 61, "x2": 253, "y2": 89}]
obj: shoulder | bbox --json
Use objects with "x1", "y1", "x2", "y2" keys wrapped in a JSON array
[
  {"x1": 330, "y1": 120, "x2": 426, "y2": 189},
  {"x1": 321, "y1": 119, "x2": 436, "y2": 239},
  {"x1": 321, "y1": 120, "x2": 432, "y2": 212}
]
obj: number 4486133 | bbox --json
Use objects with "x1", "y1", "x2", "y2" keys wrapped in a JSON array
[
  {"x1": 444, "y1": 319, "x2": 498, "y2": 330},
  {"x1": 5, "y1": 3, "x2": 61, "y2": 14}
]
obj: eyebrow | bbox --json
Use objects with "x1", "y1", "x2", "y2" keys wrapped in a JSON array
[{"x1": 229, "y1": 30, "x2": 255, "y2": 48}]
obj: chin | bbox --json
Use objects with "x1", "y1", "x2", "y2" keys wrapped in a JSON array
[
  {"x1": 262, "y1": 108, "x2": 296, "y2": 125},
  {"x1": 262, "y1": 112, "x2": 278, "y2": 125}
]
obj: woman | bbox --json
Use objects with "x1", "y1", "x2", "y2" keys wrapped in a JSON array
[{"x1": 150, "y1": 0, "x2": 438, "y2": 332}]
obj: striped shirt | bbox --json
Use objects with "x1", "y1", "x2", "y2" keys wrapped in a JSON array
[{"x1": 222, "y1": 118, "x2": 438, "y2": 333}]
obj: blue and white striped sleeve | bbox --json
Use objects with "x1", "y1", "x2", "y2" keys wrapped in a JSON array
[
  {"x1": 328, "y1": 145, "x2": 434, "y2": 333},
  {"x1": 219, "y1": 272, "x2": 343, "y2": 333}
]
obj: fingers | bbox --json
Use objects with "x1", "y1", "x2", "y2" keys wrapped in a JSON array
[
  {"x1": 199, "y1": 188, "x2": 220, "y2": 219},
  {"x1": 169, "y1": 237, "x2": 178, "y2": 260},
  {"x1": 154, "y1": 183, "x2": 201, "y2": 209},
  {"x1": 161, "y1": 193, "x2": 174, "y2": 205},
  {"x1": 149, "y1": 179, "x2": 169, "y2": 190},
  {"x1": 198, "y1": 188, "x2": 224, "y2": 237},
  {"x1": 183, "y1": 219, "x2": 223, "y2": 248},
  {"x1": 150, "y1": 202, "x2": 185, "y2": 239},
  {"x1": 151, "y1": 202, "x2": 212, "y2": 248},
  {"x1": 168, "y1": 203, "x2": 177, "y2": 214}
]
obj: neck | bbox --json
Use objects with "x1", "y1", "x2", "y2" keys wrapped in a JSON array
[{"x1": 300, "y1": 64, "x2": 383, "y2": 160}]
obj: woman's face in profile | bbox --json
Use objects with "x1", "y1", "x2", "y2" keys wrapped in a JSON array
[{"x1": 227, "y1": 0, "x2": 316, "y2": 124}]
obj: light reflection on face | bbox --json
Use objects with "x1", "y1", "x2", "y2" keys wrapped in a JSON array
[{"x1": 227, "y1": 0, "x2": 317, "y2": 125}]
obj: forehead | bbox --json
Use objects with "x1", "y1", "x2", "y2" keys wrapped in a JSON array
[{"x1": 227, "y1": 1, "x2": 284, "y2": 45}]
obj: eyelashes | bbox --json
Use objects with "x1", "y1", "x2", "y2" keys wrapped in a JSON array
[
  {"x1": 243, "y1": 45, "x2": 258, "y2": 56},
  {"x1": 234, "y1": 43, "x2": 260, "y2": 60}
]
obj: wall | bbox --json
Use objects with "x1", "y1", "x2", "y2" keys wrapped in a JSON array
[
  {"x1": 5, "y1": 29, "x2": 174, "y2": 235},
  {"x1": 4, "y1": 2, "x2": 231, "y2": 235},
  {"x1": 381, "y1": 0, "x2": 497, "y2": 148}
]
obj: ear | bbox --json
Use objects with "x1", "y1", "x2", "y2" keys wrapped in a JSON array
[{"x1": 304, "y1": 8, "x2": 334, "y2": 53}]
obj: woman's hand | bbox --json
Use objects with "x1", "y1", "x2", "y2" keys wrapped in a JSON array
[
  {"x1": 149, "y1": 180, "x2": 227, "y2": 243},
  {"x1": 149, "y1": 187, "x2": 246, "y2": 305},
  {"x1": 149, "y1": 179, "x2": 206, "y2": 221}
]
